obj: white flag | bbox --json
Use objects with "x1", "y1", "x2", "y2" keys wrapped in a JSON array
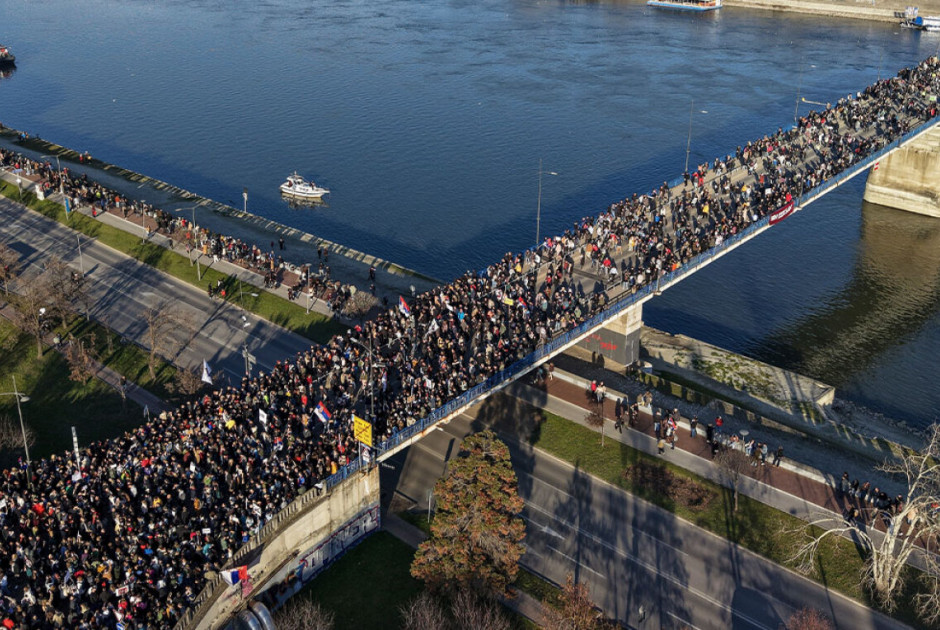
[
  {"x1": 259, "y1": 409, "x2": 268, "y2": 425},
  {"x1": 201, "y1": 359, "x2": 213, "y2": 384}
]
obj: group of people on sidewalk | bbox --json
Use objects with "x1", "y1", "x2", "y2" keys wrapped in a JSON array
[
  {"x1": 0, "y1": 147, "x2": 362, "y2": 317},
  {"x1": 0, "y1": 56, "x2": 937, "y2": 629}
]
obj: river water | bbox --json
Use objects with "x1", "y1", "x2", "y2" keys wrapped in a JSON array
[{"x1": 2, "y1": 0, "x2": 940, "y2": 427}]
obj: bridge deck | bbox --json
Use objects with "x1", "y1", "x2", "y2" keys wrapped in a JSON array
[{"x1": 372, "y1": 85, "x2": 940, "y2": 463}]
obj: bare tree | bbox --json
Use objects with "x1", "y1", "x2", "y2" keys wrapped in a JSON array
[
  {"x1": 400, "y1": 592, "x2": 448, "y2": 630},
  {"x1": 792, "y1": 424, "x2": 940, "y2": 622},
  {"x1": 272, "y1": 597, "x2": 335, "y2": 630},
  {"x1": 450, "y1": 589, "x2": 510, "y2": 630},
  {"x1": 713, "y1": 447, "x2": 751, "y2": 512},
  {"x1": 169, "y1": 366, "x2": 206, "y2": 398},
  {"x1": 43, "y1": 255, "x2": 84, "y2": 329},
  {"x1": 585, "y1": 404, "x2": 605, "y2": 447},
  {"x1": 342, "y1": 289, "x2": 378, "y2": 322},
  {"x1": 0, "y1": 414, "x2": 35, "y2": 451},
  {"x1": 12, "y1": 273, "x2": 53, "y2": 357},
  {"x1": 64, "y1": 334, "x2": 99, "y2": 384},
  {"x1": 785, "y1": 607, "x2": 834, "y2": 630},
  {"x1": 142, "y1": 300, "x2": 193, "y2": 379},
  {"x1": 0, "y1": 243, "x2": 20, "y2": 295},
  {"x1": 542, "y1": 574, "x2": 602, "y2": 630}
]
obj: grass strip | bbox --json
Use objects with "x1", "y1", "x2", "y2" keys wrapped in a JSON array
[
  {"x1": 531, "y1": 411, "x2": 928, "y2": 628},
  {"x1": 0, "y1": 318, "x2": 142, "y2": 463},
  {"x1": 0, "y1": 181, "x2": 344, "y2": 344},
  {"x1": 62, "y1": 317, "x2": 177, "y2": 402},
  {"x1": 287, "y1": 531, "x2": 423, "y2": 630}
]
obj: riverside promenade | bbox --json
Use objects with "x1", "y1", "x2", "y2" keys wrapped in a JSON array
[{"x1": 0, "y1": 128, "x2": 440, "y2": 314}]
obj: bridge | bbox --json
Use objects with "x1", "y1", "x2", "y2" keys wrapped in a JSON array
[
  {"x1": 178, "y1": 57, "x2": 940, "y2": 628},
  {"x1": 369, "y1": 91, "x2": 940, "y2": 462},
  {"x1": 1, "y1": 59, "x2": 939, "y2": 630}
]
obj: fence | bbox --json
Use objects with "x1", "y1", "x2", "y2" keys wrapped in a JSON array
[
  {"x1": 361, "y1": 115, "x2": 940, "y2": 462},
  {"x1": 183, "y1": 111, "x2": 939, "y2": 630}
]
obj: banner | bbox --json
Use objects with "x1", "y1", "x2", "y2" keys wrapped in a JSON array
[
  {"x1": 769, "y1": 201, "x2": 796, "y2": 225},
  {"x1": 353, "y1": 415, "x2": 372, "y2": 446}
]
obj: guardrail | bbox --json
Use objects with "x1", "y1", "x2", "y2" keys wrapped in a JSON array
[
  {"x1": 185, "y1": 112, "x2": 939, "y2": 628},
  {"x1": 358, "y1": 115, "x2": 939, "y2": 462}
]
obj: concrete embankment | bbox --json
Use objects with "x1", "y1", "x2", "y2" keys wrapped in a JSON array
[
  {"x1": 723, "y1": 0, "x2": 940, "y2": 22},
  {"x1": 0, "y1": 127, "x2": 440, "y2": 301}
]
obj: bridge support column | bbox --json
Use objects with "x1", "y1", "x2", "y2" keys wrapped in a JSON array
[
  {"x1": 576, "y1": 302, "x2": 642, "y2": 369},
  {"x1": 863, "y1": 126, "x2": 940, "y2": 218}
]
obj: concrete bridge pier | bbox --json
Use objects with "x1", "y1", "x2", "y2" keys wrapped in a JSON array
[
  {"x1": 576, "y1": 301, "x2": 643, "y2": 369},
  {"x1": 863, "y1": 125, "x2": 940, "y2": 218}
]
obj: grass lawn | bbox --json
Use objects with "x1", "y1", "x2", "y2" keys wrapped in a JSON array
[
  {"x1": 530, "y1": 411, "x2": 930, "y2": 628},
  {"x1": 0, "y1": 317, "x2": 143, "y2": 464},
  {"x1": 289, "y1": 531, "x2": 424, "y2": 630},
  {"x1": 0, "y1": 181, "x2": 345, "y2": 344},
  {"x1": 64, "y1": 317, "x2": 177, "y2": 401},
  {"x1": 291, "y1": 529, "x2": 540, "y2": 630}
]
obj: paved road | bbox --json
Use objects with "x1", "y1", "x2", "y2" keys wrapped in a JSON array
[
  {"x1": 380, "y1": 407, "x2": 910, "y2": 630},
  {"x1": 0, "y1": 197, "x2": 314, "y2": 382}
]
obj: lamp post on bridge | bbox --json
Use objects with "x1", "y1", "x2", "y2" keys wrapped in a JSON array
[
  {"x1": 794, "y1": 63, "x2": 816, "y2": 126},
  {"x1": 684, "y1": 99, "x2": 709, "y2": 176},
  {"x1": 535, "y1": 159, "x2": 558, "y2": 247},
  {"x1": 349, "y1": 335, "x2": 385, "y2": 427}
]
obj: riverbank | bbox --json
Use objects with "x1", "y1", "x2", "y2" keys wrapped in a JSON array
[
  {"x1": 560, "y1": 326, "x2": 924, "y2": 497},
  {"x1": 723, "y1": 0, "x2": 940, "y2": 23},
  {"x1": 0, "y1": 127, "x2": 441, "y2": 305}
]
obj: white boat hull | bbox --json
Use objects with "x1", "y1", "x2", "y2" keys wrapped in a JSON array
[{"x1": 280, "y1": 184, "x2": 328, "y2": 199}]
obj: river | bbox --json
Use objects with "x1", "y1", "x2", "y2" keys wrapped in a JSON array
[{"x1": 2, "y1": 0, "x2": 939, "y2": 427}]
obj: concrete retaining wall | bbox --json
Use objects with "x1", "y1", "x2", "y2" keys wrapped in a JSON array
[{"x1": 179, "y1": 468, "x2": 380, "y2": 630}]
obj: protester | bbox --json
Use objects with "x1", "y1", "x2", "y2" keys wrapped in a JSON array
[{"x1": 0, "y1": 55, "x2": 937, "y2": 629}]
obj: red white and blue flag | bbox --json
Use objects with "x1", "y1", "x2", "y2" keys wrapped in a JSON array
[
  {"x1": 314, "y1": 401, "x2": 332, "y2": 424},
  {"x1": 398, "y1": 295, "x2": 411, "y2": 316},
  {"x1": 221, "y1": 565, "x2": 248, "y2": 587}
]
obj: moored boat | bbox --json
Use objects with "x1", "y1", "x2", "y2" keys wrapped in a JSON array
[
  {"x1": 0, "y1": 45, "x2": 15, "y2": 65},
  {"x1": 647, "y1": 0, "x2": 721, "y2": 11},
  {"x1": 279, "y1": 172, "x2": 329, "y2": 200}
]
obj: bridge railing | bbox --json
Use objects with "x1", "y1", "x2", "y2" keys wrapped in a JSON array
[{"x1": 360, "y1": 116, "x2": 939, "y2": 460}]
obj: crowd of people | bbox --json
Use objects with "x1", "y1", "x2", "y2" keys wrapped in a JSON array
[
  {"x1": 0, "y1": 148, "x2": 362, "y2": 317},
  {"x1": 0, "y1": 56, "x2": 938, "y2": 629}
]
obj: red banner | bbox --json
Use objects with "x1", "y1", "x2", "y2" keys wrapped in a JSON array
[{"x1": 769, "y1": 201, "x2": 796, "y2": 225}]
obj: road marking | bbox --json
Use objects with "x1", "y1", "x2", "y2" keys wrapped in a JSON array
[
  {"x1": 545, "y1": 545, "x2": 606, "y2": 579},
  {"x1": 668, "y1": 611, "x2": 704, "y2": 630},
  {"x1": 520, "y1": 471, "x2": 689, "y2": 557},
  {"x1": 520, "y1": 480, "x2": 777, "y2": 630}
]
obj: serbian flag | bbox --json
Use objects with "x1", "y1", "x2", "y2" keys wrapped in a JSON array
[
  {"x1": 398, "y1": 295, "x2": 411, "y2": 316},
  {"x1": 221, "y1": 565, "x2": 248, "y2": 586},
  {"x1": 314, "y1": 401, "x2": 332, "y2": 424}
]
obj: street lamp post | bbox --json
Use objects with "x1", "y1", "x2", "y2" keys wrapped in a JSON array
[
  {"x1": 76, "y1": 234, "x2": 85, "y2": 277},
  {"x1": 0, "y1": 376, "x2": 31, "y2": 466},
  {"x1": 140, "y1": 199, "x2": 147, "y2": 243},
  {"x1": 175, "y1": 206, "x2": 202, "y2": 279},
  {"x1": 40, "y1": 154, "x2": 64, "y2": 196},
  {"x1": 535, "y1": 159, "x2": 558, "y2": 247}
]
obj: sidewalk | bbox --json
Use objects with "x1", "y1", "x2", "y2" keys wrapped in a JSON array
[
  {"x1": 382, "y1": 512, "x2": 548, "y2": 626},
  {"x1": 507, "y1": 368, "x2": 907, "y2": 544},
  {"x1": 0, "y1": 135, "x2": 439, "y2": 312}
]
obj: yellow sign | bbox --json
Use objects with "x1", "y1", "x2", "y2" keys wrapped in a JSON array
[{"x1": 353, "y1": 415, "x2": 372, "y2": 446}]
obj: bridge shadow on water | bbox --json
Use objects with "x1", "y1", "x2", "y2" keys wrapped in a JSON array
[{"x1": 750, "y1": 201, "x2": 940, "y2": 396}]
